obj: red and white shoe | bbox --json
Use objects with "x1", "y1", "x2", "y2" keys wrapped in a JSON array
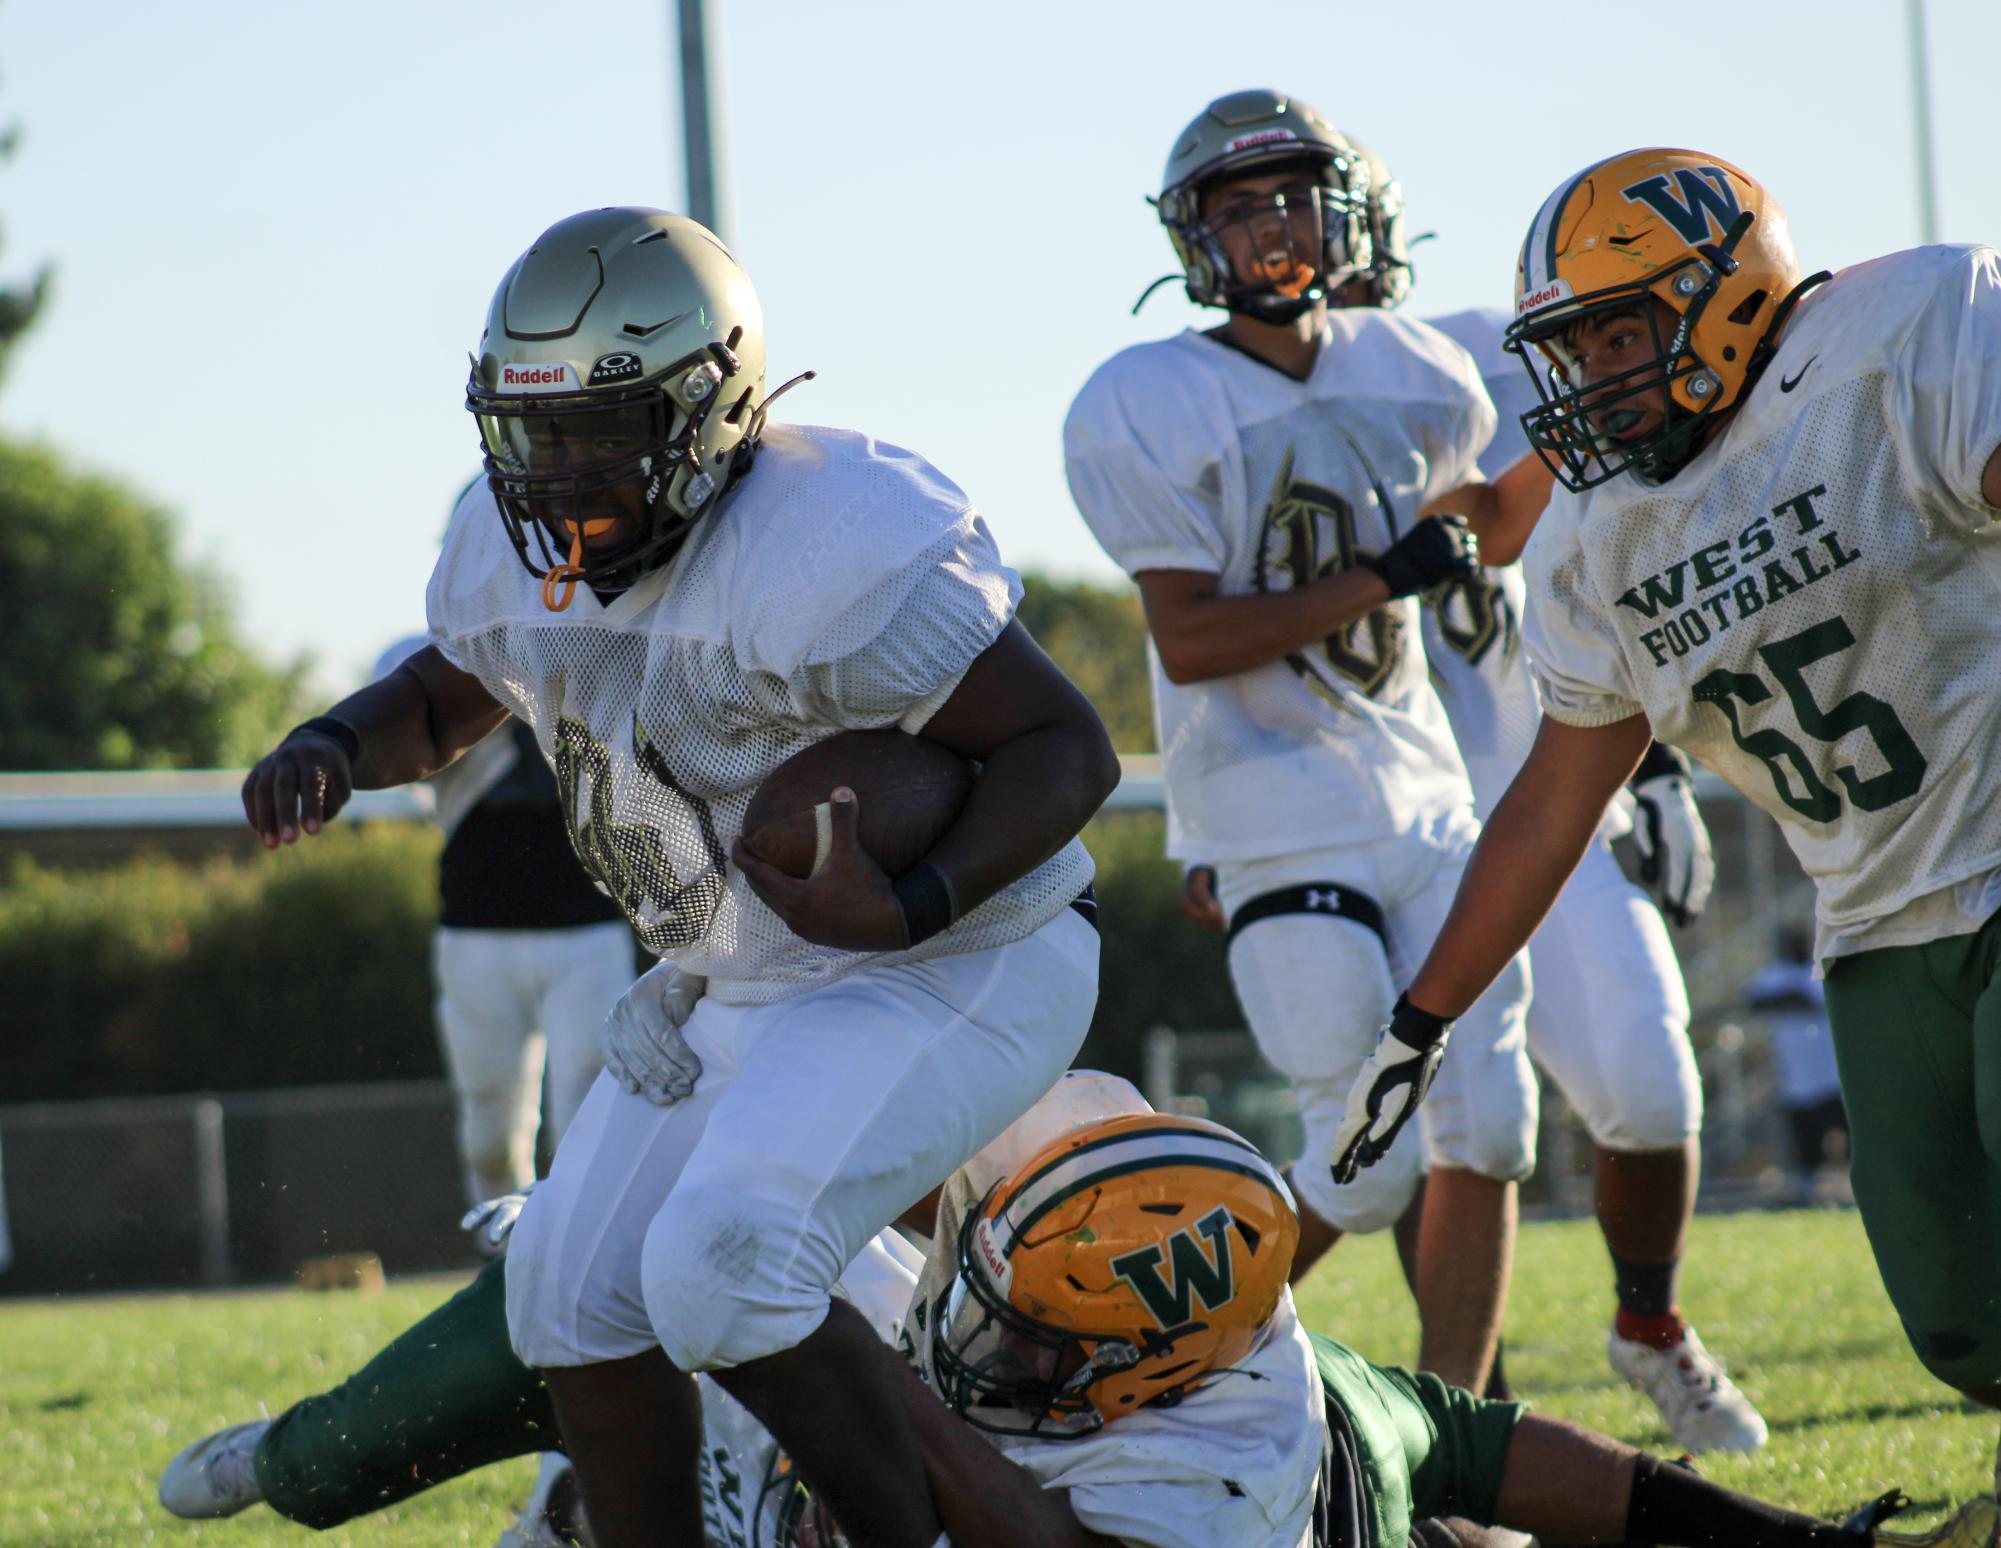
[{"x1": 1607, "y1": 1324, "x2": 1769, "y2": 1454}]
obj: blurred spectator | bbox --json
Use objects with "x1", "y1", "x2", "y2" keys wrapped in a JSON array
[
  {"x1": 1747, "y1": 928, "x2": 1849, "y2": 1204},
  {"x1": 373, "y1": 635, "x2": 637, "y2": 1213}
]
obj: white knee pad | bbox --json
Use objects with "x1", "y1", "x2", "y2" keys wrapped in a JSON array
[
  {"x1": 1225, "y1": 907, "x2": 1420, "y2": 1233},
  {"x1": 1526, "y1": 849, "x2": 1701, "y2": 1152},
  {"x1": 1420, "y1": 952, "x2": 1539, "y2": 1183},
  {"x1": 642, "y1": 1178, "x2": 835, "y2": 1373}
]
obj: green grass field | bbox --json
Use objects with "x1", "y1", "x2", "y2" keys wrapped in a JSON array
[{"x1": 1, "y1": 1207, "x2": 1992, "y2": 1547}]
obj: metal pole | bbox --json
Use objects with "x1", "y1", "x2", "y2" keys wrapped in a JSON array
[
  {"x1": 1907, "y1": 0, "x2": 1941, "y2": 244},
  {"x1": 192, "y1": 1097, "x2": 231, "y2": 1285},
  {"x1": 676, "y1": 0, "x2": 734, "y2": 246}
]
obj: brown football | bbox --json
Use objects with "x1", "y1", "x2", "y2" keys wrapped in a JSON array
[{"x1": 739, "y1": 730, "x2": 974, "y2": 879}]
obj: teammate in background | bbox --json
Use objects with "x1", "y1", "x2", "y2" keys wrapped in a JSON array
[
  {"x1": 1331, "y1": 149, "x2": 2001, "y2": 1420},
  {"x1": 1345, "y1": 144, "x2": 1764, "y2": 1452},
  {"x1": 159, "y1": 1080, "x2": 1996, "y2": 1548},
  {"x1": 1746, "y1": 928, "x2": 1849, "y2": 1204},
  {"x1": 373, "y1": 627, "x2": 633, "y2": 1210},
  {"x1": 1066, "y1": 89, "x2": 1545, "y2": 1394},
  {"x1": 240, "y1": 207, "x2": 1116, "y2": 1547}
]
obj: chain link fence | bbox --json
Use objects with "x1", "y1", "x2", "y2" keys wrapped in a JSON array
[{"x1": 0, "y1": 1081, "x2": 478, "y2": 1297}]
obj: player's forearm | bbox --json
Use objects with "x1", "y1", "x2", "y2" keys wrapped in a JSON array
[
  {"x1": 1407, "y1": 713, "x2": 1651, "y2": 1016},
  {"x1": 1428, "y1": 451, "x2": 1555, "y2": 568},
  {"x1": 1147, "y1": 569, "x2": 1392, "y2": 683},
  {"x1": 333, "y1": 652, "x2": 507, "y2": 788},
  {"x1": 890, "y1": 1362, "x2": 1117, "y2": 1548},
  {"x1": 920, "y1": 713, "x2": 1118, "y2": 915}
]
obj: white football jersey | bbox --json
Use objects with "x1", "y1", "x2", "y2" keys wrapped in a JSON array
[
  {"x1": 427, "y1": 423, "x2": 1093, "y2": 1004},
  {"x1": 1525, "y1": 245, "x2": 2001, "y2": 960},
  {"x1": 1418, "y1": 308, "x2": 1546, "y2": 814},
  {"x1": 1065, "y1": 311, "x2": 1492, "y2": 860}
]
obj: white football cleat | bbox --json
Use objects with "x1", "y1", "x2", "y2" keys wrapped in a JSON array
[
  {"x1": 157, "y1": 1418, "x2": 271, "y2": 1519},
  {"x1": 1607, "y1": 1324, "x2": 1769, "y2": 1454}
]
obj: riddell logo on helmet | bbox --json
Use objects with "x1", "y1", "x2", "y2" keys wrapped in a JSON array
[
  {"x1": 1227, "y1": 129, "x2": 1298, "y2": 153},
  {"x1": 973, "y1": 1220, "x2": 1013, "y2": 1292},
  {"x1": 497, "y1": 362, "x2": 574, "y2": 393},
  {"x1": 1516, "y1": 279, "x2": 1574, "y2": 316}
]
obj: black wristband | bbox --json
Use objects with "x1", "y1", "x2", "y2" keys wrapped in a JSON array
[
  {"x1": 1360, "y1": 549, "x2": 1422, "y2": 600},
  {"x1": 893, "y1": 863, "x2": 958, "y2": 947},
  {"x1": 285, "y1": 715, "x2": 361, "y2": 763},
  {"x1": 1387, "y1": 992, "x2": 1453, "y2": 1049}
]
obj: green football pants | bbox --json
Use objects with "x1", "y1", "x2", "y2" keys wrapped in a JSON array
[
  {"x1": 1822, "y1": 913, "x2": 2001, "y2": 1399},
  {"x1": 1310, "y1": 1332, "x2": 1527, "y2": 1548},
  {"x1": 252, "y1": 1257, "x2": 556, "y2": 1528}
]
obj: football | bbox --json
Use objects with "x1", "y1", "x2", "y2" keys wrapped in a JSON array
[{"x1": 739, "y1": 729, "x2": 974, "y2": 879}]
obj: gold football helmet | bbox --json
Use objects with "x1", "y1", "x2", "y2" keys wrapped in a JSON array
[
  {"x1": 1505, "y1": 148, "x2": 1825, "y2": 490},
  {"x1": 931, "y1": 1113, "x2": 1299, "y2": 1439},
  {"x1": 1151, "y1": 89, "x2": 1371, "y2": 323},
  {"x1": 465, "y1": 207, "x2": 767, "y2": 610}
]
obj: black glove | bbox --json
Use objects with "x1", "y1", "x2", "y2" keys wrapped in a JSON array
[
  {"x1": 1331, "y1": 994, "x2": 1454, "y2": 1184},
  {"x1": 1363, "y1": 515, "x2": 1480, "y2": 599}
]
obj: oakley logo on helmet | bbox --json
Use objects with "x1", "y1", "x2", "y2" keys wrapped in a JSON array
[
  {"x1": 1226, "y1": 129, "x2": 1299, "y2": 153},
  {"x1": 1619, "y1": 167, "x2": 1744, "y2": 246},
  {"x1": 497, "y1": 362, "x2": 575, "y2": 393},
  {"x1": 1108, "y1": 1206, "x2": 1236, "y2": 1329},
  {"x1": 1517, "y1": 278, "x2": 1574, "y2": 317},
  {"x1": 588, "y1": 351, "x2": 645, "y2": 386}
]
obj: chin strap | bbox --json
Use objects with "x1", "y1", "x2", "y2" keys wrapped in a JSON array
[{"x1": 540, "y1": 517, "x2": 618, "y2": 612}]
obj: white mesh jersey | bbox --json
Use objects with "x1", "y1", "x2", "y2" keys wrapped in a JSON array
[
  {"x1": 1525, "y1": 245, "x2": 2001, "y2": 959},
  {"x1": 427, "y1": 423, "x2": 1093, "y2": 1004},
  {"x1": 1419, "y1": 308, "x2": 1546, "y2": 813},
  {"x1": 1065, "y1": 311, "x2": 1492, "y2": 860}
]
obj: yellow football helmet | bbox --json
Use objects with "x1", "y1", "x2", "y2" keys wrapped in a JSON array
[
  {"x1": 1505, "y1": 148, "x2": 1825, "y2": 490},
  {"x1": 931, "y1": 1112, "x2": 1299, "y2": 1439}
]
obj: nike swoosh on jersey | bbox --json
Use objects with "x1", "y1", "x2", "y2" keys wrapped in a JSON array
[{"x1": 1779, "y1": 356, "x2": 1818, "y2": 392}]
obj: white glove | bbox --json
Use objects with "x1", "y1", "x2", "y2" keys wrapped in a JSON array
[
  {"x1": 1331, "y1": 998, "x2": 1451, "y2": 1184},
  {"x1": 602, "y1": 963, "x2": 708, "y2": 1107},
  {"x1": 1632, "y1": 771, "x2": 1715, "y2": 927},
  {"x1": 461, "y1": 1185, "x2": 534, "y2": 1251}
]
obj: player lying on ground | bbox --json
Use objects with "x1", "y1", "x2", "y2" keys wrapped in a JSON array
[
  {"x1": 160, "y1": 1079, "x2": 1995, "y2": 1548},
  {"x1": 1331, "y1": 148, "x2": 2001, "y2": 1418},
  {"x1": 239, "y1": 206, "x2": 1118, "y2": 1548},
  {"x1": 1065, "y1": 88, "x2": 1548, "y2": 1396}
]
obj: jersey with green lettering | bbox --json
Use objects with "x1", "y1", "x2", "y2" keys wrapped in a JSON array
[{"x1": 1524, "y1": 245, "x2": 2001, "y2": 959}]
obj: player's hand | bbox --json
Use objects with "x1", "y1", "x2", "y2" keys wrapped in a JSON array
[
  {"x1": 602, "y1": 962, "x2": 707, "y2": 1107},
  {"x1": 241, "y1": 729, "x2": 354, "y2": 849},
  {"x1": 1331, "y1": 996, "x2": 1453, "y2": 1184},
  {"x1": 1632, "y1": 769, "x2": 1715, "y2": 927},
  {"x1": 461, "y1": 1183, "x2": 535, "y2": 1252},
  {"x1": 1365, "y1": 515, "x2": 1480, "y2": 600},
  {"x1": 1181, "y1": 865, "x2": 1225, "y2": 933},
  {"x1": 731, "y1": 787, "x2": 908, "y2": 951}
]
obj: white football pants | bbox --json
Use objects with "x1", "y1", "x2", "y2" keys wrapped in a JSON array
[
  {"x1": 1523, "y1": 838, "x2": 1702, "y2": 1152},
  {"x1": 1216, "y1": 806, "x2": 1536, "y2": 1234},
  {"x1": 432, "y1": 921, "x2": 637, "y2": 1206},
  {"x1": 504, "y1": 909, "x2": 1098, "y2": 1373}
]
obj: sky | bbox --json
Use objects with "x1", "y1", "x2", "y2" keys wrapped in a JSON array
[{"x1": 5, "y1": 0, "x2": 1997, "y2": 692}]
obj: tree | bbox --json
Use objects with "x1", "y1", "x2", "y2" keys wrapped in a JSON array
[
  {"x1": 0, "y1": 441, "x2": 304, "y2": 769},
  {"x1": 1016, "y1": 570, "x2": 1156, "y2": 753},
  {"x1": 0, "y1": 64, "x2": 49, "y2": 386}
]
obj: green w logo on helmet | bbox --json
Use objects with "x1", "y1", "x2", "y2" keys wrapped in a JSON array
[
  {"x1": 1108, "y1": 1205, "x2": 1237, "y2": 1328},
  {"x1": 1619, "y1": 167, "x2": 1744, "y2": 245}
]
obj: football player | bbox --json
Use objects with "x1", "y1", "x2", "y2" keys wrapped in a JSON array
[
  {"x1": 1064, "y1": 89, "x2": 1549, "y2": 1392},
  {"x1": 1331, "y1": 149, "x2": 2001, "y2": 1417},
  {"x1": 239, "y1": 207, "x2": 1118, "y2": 1547},
  {"x1": 1340, "y1": 142, "x2": 1766, "y2": 1453},
  {"x1": 160, "y1": 1083, "x2": 1995, "y2": 1548}
]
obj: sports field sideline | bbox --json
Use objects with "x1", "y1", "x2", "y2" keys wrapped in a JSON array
[{"x1": 2, "y1": 1208, "x2": 1990, "y2": 1548}]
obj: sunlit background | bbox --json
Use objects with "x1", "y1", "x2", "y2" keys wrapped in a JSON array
[{"x1": 5, "y1": 0, "x2": 1992, "y2": 688}]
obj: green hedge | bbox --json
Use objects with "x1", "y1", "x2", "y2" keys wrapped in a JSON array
[{"x1": 0, "y1": 815, "x2": 1242, "y2": 1102}]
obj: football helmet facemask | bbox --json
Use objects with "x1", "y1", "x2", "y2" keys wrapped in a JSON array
[
  {"x1": 1152, "y1": 90, "x2": 1371, "y2": 324},
  {"x1": 1505, "y1": 149, "x2": 1826, "y2": 491},
  {"x1": 1345, "y1": 136, "x2": 1415, "y2": 309},
  {"x1": 465, "y1": 207, "x2": 768, "y2": 610},
  {"x1": 931, "y1": 1112, "x2": 1299, "y2": 1440}
]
